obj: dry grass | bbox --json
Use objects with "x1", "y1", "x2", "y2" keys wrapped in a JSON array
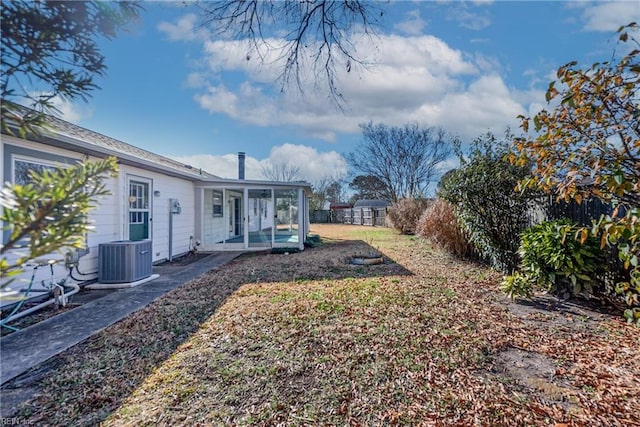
[
  {"x1": 7, "y1": 224, "x2": 640, "y2": 426},
  {"x1": 416, "y1": 199, "x2": 478, "y2": 259}
]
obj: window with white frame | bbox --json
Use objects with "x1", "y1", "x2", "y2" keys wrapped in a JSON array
[
  {"x1": 8, "y1": 156, "x2": 72, "y2": 247},
  {"x1": 212, "y1": 190, "x2": 223, "y2": 217},
  {"x1": 13, "y1": 157, "x2": 59, "y2": 185}
]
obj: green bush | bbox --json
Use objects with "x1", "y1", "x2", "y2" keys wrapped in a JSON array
[
  {"x1": 501, "y1": 271, "x2": 534, "y2": 300},
  {"x1": 503, "y1": 219, "x2": 607, "y2": 299},
  {"x1": 439, "y1": 131, "x2": 540, "y2": 272}
]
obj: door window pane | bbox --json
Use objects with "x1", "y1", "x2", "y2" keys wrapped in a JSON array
[{"x1": 129, "y1": 180, "x2": 150, "y2": 240}]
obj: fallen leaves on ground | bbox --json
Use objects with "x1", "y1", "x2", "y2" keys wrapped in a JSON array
[{"x1": 7, "y1": 225, "x2": 639, "y2": 426}]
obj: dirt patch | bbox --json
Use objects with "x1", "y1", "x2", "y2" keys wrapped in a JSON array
[
  {"x1": 1, "y1": 303, "x2": 79, "y2": 336},
  {"x1": 1, "y1": 253, "x2": 209, "y2": 335},
  {"x1": 490, "y1": 347, "x2": 582, "y2": 415}
]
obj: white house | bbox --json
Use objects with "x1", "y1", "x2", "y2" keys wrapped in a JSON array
[{"x1": 1, "y1": 113, "x2": 312, "y2": 304}]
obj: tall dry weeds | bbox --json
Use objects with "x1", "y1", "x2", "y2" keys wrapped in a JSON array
[{"x1": 417, "y1": 198, "x2": 478, "y2": 259}]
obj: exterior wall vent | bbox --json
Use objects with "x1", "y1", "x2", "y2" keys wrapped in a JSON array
[{"x1": 98, "y1": 240, "x2": 152, "y2": 283}]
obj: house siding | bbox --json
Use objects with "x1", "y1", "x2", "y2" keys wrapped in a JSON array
[
  {"x1": 2, "y1": 119, "x2": 312, "y2": 308},
  {"x1": 1, "y1": 138, "x2": 94, "y2": 300},
  {"x1": 1, "y1": 138, "x2": 195, "y2": 301}
]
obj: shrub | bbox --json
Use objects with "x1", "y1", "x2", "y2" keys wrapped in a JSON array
[
  {"x1": 439, "y1": 130, "x2": 540, "y2": 273},
  {"x1": 386, "y1": 198, "x2": 431, "y2": 235},
  {"x1": 503, "y1": 219, "x2": 607, "y2": 299},
  {"x1": 501, "y1": 271, "x2": 534, "y2": 300},
  {"x1": 417, "y1": 199, "x2": 477, "y2": 259}
]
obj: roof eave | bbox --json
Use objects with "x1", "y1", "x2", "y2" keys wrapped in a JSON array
[{"x1": 34, "y1": 131, "x2": 212, "y2": 181}]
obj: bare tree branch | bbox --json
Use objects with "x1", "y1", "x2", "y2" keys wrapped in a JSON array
[
  {"x1": 196, "y1": 0, "x2": 382, "y2": 105},
  {"x1": 348, "y1": 122, "x2": 456, "y2": 202},
  {"x1": 260, "y1": 160, "x2": 302, "y2": 182}
]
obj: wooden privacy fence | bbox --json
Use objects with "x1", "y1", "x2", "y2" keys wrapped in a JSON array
[
  {"x1": 310, "y1": 208, "x2": 388, "y2": 226},
  {"x1": 311, "y1": 197, "x2": 613, "y2": 228},
  {"x1": 523, "y1": 195, "x2": 615, "y2": 228},
  {"x1": 544, "y1": 196, "x2": 613, "y2": 226}
]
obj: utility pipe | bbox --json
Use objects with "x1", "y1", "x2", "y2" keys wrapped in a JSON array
[{"x1": 1, "y1": 282, "x2": 80, "y2": 325}]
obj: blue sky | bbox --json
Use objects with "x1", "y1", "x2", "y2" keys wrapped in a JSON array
[{"x1": 52, "y1": 0, "x2": 639, "y2": 185}]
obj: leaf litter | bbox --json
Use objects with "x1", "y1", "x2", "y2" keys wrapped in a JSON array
[{"x1": 3, "y1": 224, "x2": 639, "y2": 426}]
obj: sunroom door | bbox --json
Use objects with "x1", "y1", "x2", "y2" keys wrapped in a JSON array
[
  {"x1": 274, "y1": 189, "x2": 299, "y2": 246},
  {"x1": 224, "y1": 192, "x2": 243, "y2": 242},
  {"x1": 247, "y1": 189, "x2": 273, "y2": 248}
]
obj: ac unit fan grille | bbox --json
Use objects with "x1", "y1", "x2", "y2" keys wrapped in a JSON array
[{"x1": 98, "y1": 240, "x2": 152, "y2": 283}]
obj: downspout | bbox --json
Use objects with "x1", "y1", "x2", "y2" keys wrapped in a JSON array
[
  {"x1": 168, "y1": 198, "x2": 182, "y2": 261},
  {"x1": 169, "y1": 205, "x2": 173, "y2": 262}
]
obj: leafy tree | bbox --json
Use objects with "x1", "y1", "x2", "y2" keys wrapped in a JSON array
[
  {"x1": 348, "y1": 122, "x2": 455, "y2": 203},
  {"x1": 1, "y1": 157, "x2": 118, "y2": 288},
  {"x1": 440, "y1": 130, "x2": 540, "y2": 273},
  {"x1": 1, "y1": 0, "x2": 141, "y2": 136},
  {"x1": 348, "y1": 175, "x2": 391, "y2": 203},
  {"x1": 325, "y1": 180, "x2": 346, "y2": 204},
  {"x1": 1, "y1": 1, "x2": 139, "y2": 288},
  {"x1": 196, "y1": 0, "x2": 382, "y2": 103},
  {"x1": 512, "y1": 23, "x2": 639, "y2": 323},
  {"x1": 308, "y1": 176, "x2": 344, "y2": 211}
]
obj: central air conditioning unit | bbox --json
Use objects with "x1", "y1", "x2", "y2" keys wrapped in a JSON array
[{"x1": 98, "y1": 240, "x2": 152, "y2": 283}]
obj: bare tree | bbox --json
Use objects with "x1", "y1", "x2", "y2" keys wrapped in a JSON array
[
  {"x1": 196, "y1": 0, "x2": 382, "y2": 103},
  {"x1": 308, "y1": 175, "x2": 343, "y2": 211},
  {"x1": 347, "y1": 122, "x2": 457, "y2": 202},
  {"x1": 260, "y1": 160, "x2": 302, "y2": 182}
]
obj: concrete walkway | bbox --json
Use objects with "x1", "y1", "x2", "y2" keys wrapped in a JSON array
[{"x1": 0, "y1": 252, "x2": 243, "y2": 389}]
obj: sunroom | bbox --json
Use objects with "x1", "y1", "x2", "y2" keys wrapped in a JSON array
[{"x1": 194, "y1": 180, "x2": 312, "y2": 251}]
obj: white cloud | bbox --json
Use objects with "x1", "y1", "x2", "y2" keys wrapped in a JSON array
[
  {"x1": 202, "y1": 38, "x2": 286, "y2": 83},
  {"x1": 157, "y1": 13, "x2": 204, "y2": 41},
  {"x1": 265, "y1": 144, "x2": 348, "y2": 182},
  {"x1": 176, "y1": 17, "x2": 542, "y2": 143},
  {"x1": 171, "y1": 153, "x2": 242, "y2": 178},
  {"x1": 581, "y1": 2, "x2": 640, "y2": 32},
  {"x1": 29, "y1": 94, "x2": 93, "y2": 122},
  {"x1": 55, "y1": 99, "x2": 93, "y2": 122},
  {"x1": 172, "y1": 144, "x2": 348, "y2": 183},
  {"x1": 184, "y1": 72, "x2": 207, "y2": 89},
  {"x1": 415, "y1": 75, "x2": 525, "y2": 138},
  {"x1": 444, "y1": 4, "x2": 492, "y2": 31},
  {"x1": 194, "y1": 82, "x2": 278, "y2": 127},
  {"x1": 394, "y1": 9, "x2": 428, "y2": 35}
]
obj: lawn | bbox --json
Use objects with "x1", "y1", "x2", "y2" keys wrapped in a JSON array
[{"x1": 9, "y1": 225, "x2": 639, "y2": 426}]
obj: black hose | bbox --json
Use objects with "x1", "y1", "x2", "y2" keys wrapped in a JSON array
[{"x1": 69, "y1": 266, "x2": 97, "y2": 284}]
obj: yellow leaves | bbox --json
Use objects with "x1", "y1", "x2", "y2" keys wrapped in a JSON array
[
  {"x1": 545, "y1": 84, "x2": 559, "y2": 102},
  {"x1": 600, "y1": 232, "x2": 608, "y2": 249},
  {"x1": 578, "y1": 227, "x2": 589, "y2": 244}
]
